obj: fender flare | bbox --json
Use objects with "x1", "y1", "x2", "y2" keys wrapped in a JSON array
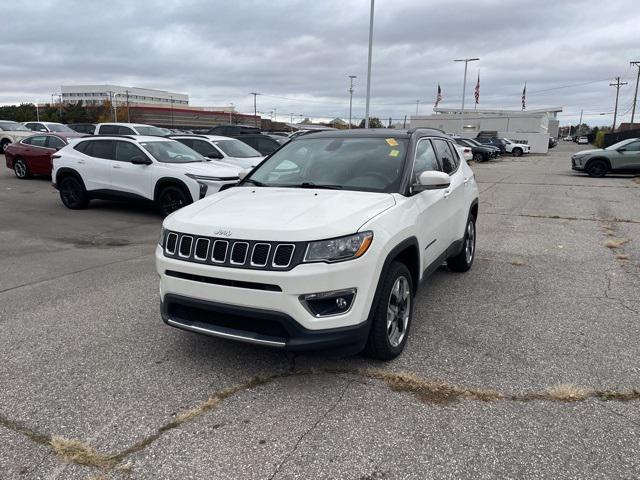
[{"x1": 153, "y1": 177, "x2": 194, "y2": 203}]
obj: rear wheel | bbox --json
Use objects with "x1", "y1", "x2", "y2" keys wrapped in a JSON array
[
  {"x1": 473, "y1": 152, "x2": 484, "y2": 162},
  {"x1": 365, "y1": 261, "x2": 413, "y2": 360},
  {"x1": 586, "y1": 159, "x2": 607, "y2": 178},
  {"x1": 13, "y1": 158, "x2": 30, "y2": 179},
  {"x1": 512, "y1": 148, "x2": 523, "y2": 157},
  {"x1": 59, "y1": 176, "x2": 89, "y2": 209},
  {"x1": 157, "y1": 185, "x2": 191, "y2": 216},
  {"x1": 1, "y1": 139, "x2": 10, "y2": 152},
  {"x1": 447, "y1": 214, "x2": 476, "y2": 272}
]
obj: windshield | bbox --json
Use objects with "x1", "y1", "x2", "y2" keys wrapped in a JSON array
[
  {"x1": 136, "y1": 125, "x2": 169, "y2": 136},
  {"x1": 466, "y1": 139, "x2": 484, "y2": 147},
  {"x1": 215, "y1": 139, "x2": 261, "y2": 158},
  {"x1": 245, "y1": 136, "x2": 408, "y2": 193},
  {"x1": 0, "y1": 121, "x2": 30, "y2": 132},
  {"x1": 140, "y1": 140, "x2": 206, "y2": 163},
  {"x1": 47, "y1": 123, "x2": 74, "y2": 132},
  {"x1": 605, "y1": 139, "x2": 634, "y2": 150}
]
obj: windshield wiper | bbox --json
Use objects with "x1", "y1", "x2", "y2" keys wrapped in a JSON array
[{"x1": 295, "y1": 182, "x2": 343, "y2": 190}]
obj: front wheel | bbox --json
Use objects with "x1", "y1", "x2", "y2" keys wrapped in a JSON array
[
  {"x1": 512, "y1": 148, "x2": 523, "y2": 157},
  {"x1": 1, "y1": 139, "x2": 10, "y2": 152},
  {"x1": 157, "y1": 185, "x2": 191, "y2": 216},
  {"x1": 13, "y1": 158, "x2": 30, "y2": 179},
  {"x1": 586, "y1": 159, "x2": 607, "y2": 178},
  {"x1": 447, "y1": 215, "x2": 476, "y2": 272},
  {"x1": 365, "y1": 261, "x2": 414, "y2": 360},
  {"x1": 473, "y1": 152, "x2": 484, "y2": 163}
]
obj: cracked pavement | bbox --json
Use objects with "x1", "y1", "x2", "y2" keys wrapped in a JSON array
[{"x1": 0, "y1": 142, "x2": 639, "y2": 479}]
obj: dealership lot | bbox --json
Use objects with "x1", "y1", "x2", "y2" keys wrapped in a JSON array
[{"x1": 1, "y1": 142, "x2": 639, "y2": 479}]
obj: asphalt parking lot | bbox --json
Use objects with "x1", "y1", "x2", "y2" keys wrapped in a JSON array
[{"x1": 1, "y1": 142, "x2": 639, "y2": 479}]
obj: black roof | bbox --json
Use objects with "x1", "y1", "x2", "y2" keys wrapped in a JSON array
[{"x1": 299, "y1": 128, "x2": 448, "y2": 140}]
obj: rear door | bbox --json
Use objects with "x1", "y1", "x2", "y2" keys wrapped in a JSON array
[
  {"x1": 432, "y1": 138, "x2": 467, "y2": 245},
  {"x1": 110, "y1": 141, "x2": 154, "y2": 199},
  {"x1": 80, "y1": 140, "x2": 114, "y2": 191},
  {"x1": 409, "y1": 138, "x2": 450, "y2": 269},
  {"x1": 22, "y1": 135, "x2": 52, "y2": 174},
  {"x1": 616, "y1": 140, "x2": 640, "y2": 169}
]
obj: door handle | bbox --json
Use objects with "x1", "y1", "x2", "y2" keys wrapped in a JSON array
[
  {"x1": 463, "y1": 177, "x2": 470, "y2": 184},
  {"x1": 77, "y1": 160, "x2": 85, "y2": 164},
  {"x1": 443, "y1": 189, "x2": 452, "y2": 198},
  {"x1": 112, "y1": 165, "x2": 122, "y2": 169}
]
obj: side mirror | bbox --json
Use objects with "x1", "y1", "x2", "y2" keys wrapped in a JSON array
[
  {"x1": 238, "y1": 168, "x2": 251, "y2": 180},
  {"x1": 617, "y1": 147, "x2": 626, "y2": 152},
  {"x1": 131, "y1": 155, "x2": 152, "y2": 165},
  {"x1": 207, "y1": 151, "x2": 223, "y2": 159},
  {"x1": 39, "y1": 128, "x2": 48, "y2": 132},
  {"x1": 412, "y1": 171, "x2": 451, "y2": 193}
]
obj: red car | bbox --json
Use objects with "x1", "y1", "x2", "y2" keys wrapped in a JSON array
[{"x1": 5, "y1": 132, "x2": 84, "y2": 179}]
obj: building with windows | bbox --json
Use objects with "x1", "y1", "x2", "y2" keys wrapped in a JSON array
[
  {"x1": 410, "y1": 107, "x2": 562, "y2": 153},
  {"x1": 60, "y1": 84, "x2": 188, "y2": 107}
]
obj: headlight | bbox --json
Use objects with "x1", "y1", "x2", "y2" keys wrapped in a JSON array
[
  {"x1": 304, "y1": 231, "x2": 373, "y2": 263},
  {"x1": 185, "y1": 174, "x2": 238, "y2": 181},
  {"x1": 158, "y1": 227, "x2": 167, "y2": 246}
]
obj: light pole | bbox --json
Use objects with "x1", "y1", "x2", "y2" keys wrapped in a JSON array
[
  {"x1": 170, "y1": 96, "x2": 174, "y2": 128},
  {"x1": 348, "y1": 75, "x2": 356, "y2": 129},
  {"x1": 415, "y1": 99, "x2": 420, "y2": 116},
  {"x1": 364, "y1": 0, "x2": 375, "y2": 128},
  {"x1": 273, "y1": 107, "x2": 277, "y2": 123},
  {"x1": 35, "y1": 99, "x2": 40, "y2": 121},
  {"x1": 453, "y1": 57, "x2": 479, "y2": 133},
  {"x1": 249, "y1": 92, "x2": 261, "y2": 127},
  {"x1": 229, "y1": 103, "x2": 234, "y2": 124}
]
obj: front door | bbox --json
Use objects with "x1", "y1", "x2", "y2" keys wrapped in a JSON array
[
  {"x1": 109, "y1": 141, "x2": 153, "y2": 200},
  {"x1": 432, "y1": 139, "x2": 467, "y2": 244},
  {"x1": 23, "y1": 135, "x2": 52, "y2": 174},
  {"x1": 616, "y1": 140, "x2": 640, "y2": 170}
]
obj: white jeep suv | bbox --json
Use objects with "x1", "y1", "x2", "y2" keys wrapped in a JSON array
[
  {"x1": 52, "y1": 135, "x2": 241, "y2": 215},
  {"x1": 156, "y1": 129, "x2": 479, "y2": 359},
  {"x1": 171, "y1": 134, "x2": 265, "y2": 169},
  {"x1": 94, "y1": 123, "x2": 169, "y2": 136}
]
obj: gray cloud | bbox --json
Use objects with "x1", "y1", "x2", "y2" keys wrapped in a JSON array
[{"x1": 1, "y1": 0, "x2": 639, "y2": 125}]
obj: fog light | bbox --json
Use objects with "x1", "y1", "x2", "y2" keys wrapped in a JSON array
[{"x1": 300, "y1": 288, "x2": 357, "y2": 317}]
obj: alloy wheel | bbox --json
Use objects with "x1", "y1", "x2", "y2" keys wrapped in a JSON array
[
  {"x1": 14, "y1": 160, "x2": 27, "y2": 178},
  {"x1": 465, "y1": 219, "x2": 475, "y2": 264},
  {"x1": 387, "y1": 275, "x2": 411, "y2": 347}
]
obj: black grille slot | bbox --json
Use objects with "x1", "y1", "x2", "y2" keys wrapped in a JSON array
[
  {"x1": 166, "y1": 270, "x2": 281, "y2": 291},
  {"x1": 212, "y1": 240, "x2": 228, "y2": 262},
  {"x1": 179, "y1": 236, "x2": 193, "y2": 257},
  {"x1": 251, "y1": 243, "x2": 270, "y2": 266},
  {"x1": 231, "y1": 242, "x2": 249, "y2": 264},
  {"x1": 194, "y1": 238, "x2": 209, "y2": 260},
  {"x1": 166, "y1": 233, "x2": 178, "y2": 254},
  {"x1": 273, "y1": 244, "x2": 294, "y2": 267}
]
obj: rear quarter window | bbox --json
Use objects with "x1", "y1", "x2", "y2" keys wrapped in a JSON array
[{"x1": 74, "y1": 141, "x2": 90, "y2": 154}]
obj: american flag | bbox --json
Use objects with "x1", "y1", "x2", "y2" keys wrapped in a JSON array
[
  {"x1": 434, "y1": 83, "x2": 442, "y2": 109},
  {"x1": 521, "y1": 82, "x2": 527, "y2": 110},
  {"x1": 474, "y1": 73, "x2": 480, "y2": 104}
]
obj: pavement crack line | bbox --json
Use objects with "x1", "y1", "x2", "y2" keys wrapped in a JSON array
[
  {"x1": 2, "y1": 368, "x2": 640, "y2": 475},
  {"x1": 267, "y1": 378, "x2": 354, "y2": 480},
  {"x1": 483, "y1": 212, "x2": 640, "y2": 224}
]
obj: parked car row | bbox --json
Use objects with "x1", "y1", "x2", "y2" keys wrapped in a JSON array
[{"x1": 571, "y1": 137, "x2": 640, "y2": 177}]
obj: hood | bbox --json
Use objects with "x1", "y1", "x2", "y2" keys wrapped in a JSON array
[
  {"x1": 165, "y1": 161, "x2": 241, "y2": 178},
  {"x1": 165, "y1": 187, "x2": 396, "y2": 241},
  {"x1": 222, "y1": 155, "x2": 265, "y2": 169},
  {"x1": 574, "y1": 148, "x2": 601, "y2": 156},
  {"x1": 7, "y1": 131, "x2": 32, "y2": 139}
]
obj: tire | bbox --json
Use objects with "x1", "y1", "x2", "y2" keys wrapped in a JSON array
[
  {"x1": 157, "y1": 185, "x2": 191, "y2": 216},
  {"x1": 1, "y1": 139, "x2": 10, "y2": 152},
  {"x1": 512, "y1": 148, "x2": 523, "y2": 157},
  {"x1": 365, "y1": 261, "x2": 414, "y2": 360},
  {"x1": 13, "y1": 158, "x2": 30, "y2": 179},
  {"x1": 586, "y1": 159, "x2": 607, "y2": 178},
  {"x1": 473, "y1": 152, "x2": 484, "y2": 163},
  {"x1": 59, "y1": 176, "x2": 89, "y2": 209},
  {"x1": 447, "y1": 214, "x2": 476, "y2": 272}
]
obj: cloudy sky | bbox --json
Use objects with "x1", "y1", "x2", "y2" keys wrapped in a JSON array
[{"x1": 2, "y1": 0, "x2": 639, "y2": 126}]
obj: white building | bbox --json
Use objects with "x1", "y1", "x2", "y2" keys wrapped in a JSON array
[
  {"x1": 410, "y1": 107, "x2": 562, "y2": 153},
  {"x1": 60, "y1": 84, "x2": 188, "y2": 107}
]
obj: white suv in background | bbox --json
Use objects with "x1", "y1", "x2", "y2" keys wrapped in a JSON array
[
  {"x1": 0, "y1": 120, "x2": 33, "y2": 151},
  {"x1": 171, "y1": 135, "x2": 266, "y2": 169},
  {"x1": 94, "y1": 123, "x2": 169, "y2": 136},
  {"x1": 157, "y1": 129, "x2": 479, "y2": 359},
  {"x1": 52, "y1": 136, "x2": 241, "y2": 215}
]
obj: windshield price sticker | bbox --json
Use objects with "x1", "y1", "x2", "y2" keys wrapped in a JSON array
[{"x1": 385, "y1": 138, "x2": 399, "y2": 147}]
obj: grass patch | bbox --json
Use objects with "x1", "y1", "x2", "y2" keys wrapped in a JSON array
[
  {"x1": 604, "y1": 238, "x2": 630, "y2": 249},
  {"x1": 595, "y1": 389, "x2": 640, "y2": 401},
  {"x1": 546, "y1": 384, "x2": 588, "y2": 402},
  {"x1": 50, "y1": 436, "x2": 116, "y2": 468},
  {"x1": 615, "y1": 253, "x2": 630, "y2": 260},
  {"x1": 510, "y1": 258, "x2": 526, "y2": 266},
  {"x1": 363, "y1": 369, "x2": 503, "y2": 404}
]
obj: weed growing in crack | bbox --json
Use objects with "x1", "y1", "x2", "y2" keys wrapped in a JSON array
[
  {"x1": 546, "y1": 384, "x2": 588, "y2": 402},
  {"x1": 604, "y1": 238, "x2": 630, "y2": 249},
  {"x1": 510, "y1": 258, "x2": 527, "y2": 266},
  {"x1": 50, "y1": 436, "x2": 116, "y2": 468},
  {"x1": 615, "y1": 253, "x2": 630, "y2": 261}
]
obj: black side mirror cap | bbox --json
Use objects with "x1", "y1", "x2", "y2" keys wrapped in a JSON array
[{"x1": 131, "y1": 156, "x2": 152, "y2": 165}]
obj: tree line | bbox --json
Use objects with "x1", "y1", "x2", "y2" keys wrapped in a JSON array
[{"x1": 0, "y1": 101, "x2": 116, "y2": 124}]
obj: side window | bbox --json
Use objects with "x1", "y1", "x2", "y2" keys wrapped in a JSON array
[
  {"x1": 89, "y1": 140, "x2": 115, "y2": 160},
  {"x1": 99, "y1": 125, "x2": 118, "y2": 135},
  {"x1": 35, "y1": 123, "x2": 47, "y2": 131},
  {"x1": 28, "y1": 136, "x2": 48, "y2": 147},
  {"x1": 241, "y1": 137, "x2": 258, "y2": 149},
  {"x1": 258, "y1": 138, "x2": 278, "y2": 154},
  {"x1": 446, "y1": 141, "x2": 461, "y2": 170},
  {"x1": 118, "y1": 126, "x2": 135, "y2": 135},
  {"x1": 115, "y1": 141, "x2": 145, "y2": 162},
  {"x1": 432, "y1": 139, "x2": 456, "y2": 174},
  {"x1": 191, "y1": 140, "x2": 218, "y2": 157},
  {"x1": 74, "y1": 141, "x2": 90, "y2": 154},
  {"x1": 412, "y1": 139, "x2": 440, "y2": 182},
  {"x1": 623, "y1": 141, "x2": 640, "y2": 152},
  {"x1": 177, "y1": 138, "x2": 193, "y2": 148},
  {"x1": 24, "y1": 123, "x2": 36, "y2": 131},
  {"x1": 47, "y1": 136, "x2": 66, "y2": 149}
]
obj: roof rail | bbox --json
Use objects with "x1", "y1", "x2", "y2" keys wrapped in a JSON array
[
  {"x1": 407, "y1": 127, "x2": 447, "y2": 135},
  {"x1": 168, "y1": 134, "x2": 210, "y2": 139},
  {"x1": 85, "y1": 134, "x2": 137, "y2": 140}
]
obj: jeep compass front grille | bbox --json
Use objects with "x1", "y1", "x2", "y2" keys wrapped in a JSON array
[{"x1": 162, "y1": 231, "x2": 304, "y2": 271}]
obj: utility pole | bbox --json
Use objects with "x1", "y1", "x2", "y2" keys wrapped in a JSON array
[
  {"x1": 107, "y1": 91, "x2": 115, "y2": 121},
  {"x1": 348, "y1": 75, "x2": 356, "y2": 129},
  {"x1": 229, "y1": 103, "x2": 234, "y2": 124},
  {"x1": 610, "y1": 77, "x2": 628, "y2": 132},
  {"x1": 578, "y1": 109, "x2": 583, "y2": 133},
  {"x1": 273, "y1": 107, "x2": 277, "y2": 123},
  {"x1": 630, "y1": 61, "x2": 640, "y2": 125},
  {"x1": 125, "y1": 90, "x2": 130, "y2": 122},
  {"x1": 415, "y1": 100, "x2": 420, "y2": 116},
  {"x1": 249, "y1": 92, "x2": 260, "y2": 127},
  {"x1": 454, "y1": 58, "x2": 480, "y2": 134},
  {"x1": 364, "y1": 0, "x2": 375, "y2": 128},
  {"x1": 56, "y1": 94, "x2": 62, "y2": 122},
  {"x1": 170, "y1": 96, "x2": 174, "y2": 128}
]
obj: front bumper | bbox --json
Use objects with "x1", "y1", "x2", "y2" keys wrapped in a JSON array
[
  {"x1": 161, "y1": 294, "x2": 369, "y2": 352},
  {"x1": 571, "y1": 157, "x2": 585, "y2": 170}
]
